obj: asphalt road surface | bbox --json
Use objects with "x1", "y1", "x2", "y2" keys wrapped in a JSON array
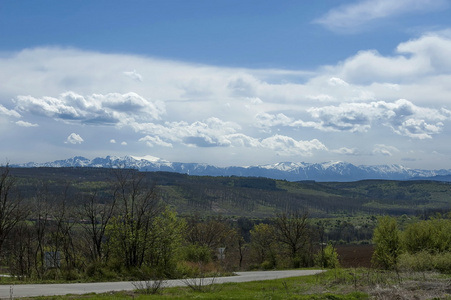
[{"x1": 0, "y1": 270, "x2": 323, "y2": 298}]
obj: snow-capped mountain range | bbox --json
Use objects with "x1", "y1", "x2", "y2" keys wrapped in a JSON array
[{"x1": 11, "y1": 155, "x2": 451, "y2": 182}]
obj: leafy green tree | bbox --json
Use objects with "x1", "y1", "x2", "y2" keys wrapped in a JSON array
[
  {"x1": 372, "y1": 216, "x2": 402, "y2": 270},
  {"x1": 145, "y1": 207, "x2": 185, "y2": 276},
  {"x1": 250, "y1": 223, "x2": 277, "y2": 268}
]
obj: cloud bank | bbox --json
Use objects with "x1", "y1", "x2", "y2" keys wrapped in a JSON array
[{"x1": 1, "y1": 30, "x2": 451, "y2": 167}]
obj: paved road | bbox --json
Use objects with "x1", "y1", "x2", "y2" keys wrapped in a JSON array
[{"x1": 0, "y1": 270, "x2": 323, "y2": 298}]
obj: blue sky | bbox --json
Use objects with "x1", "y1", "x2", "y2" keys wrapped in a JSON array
[{"x1": 2, "y1": 0, "x2": 451, "y2": 169}]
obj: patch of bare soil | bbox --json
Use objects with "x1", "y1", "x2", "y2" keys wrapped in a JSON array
[{"x1": 336, "y1": 244, "x2": 374, "y2": 268}]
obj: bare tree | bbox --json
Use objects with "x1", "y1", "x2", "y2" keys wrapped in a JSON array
[
  {"x1": 273, "y1": 210, "x2": 309, "y2": 267},
  {"x1": 51, "y1": 185, "x2": 78, "y2": 274},
  {"x1": 80, "y1": 190, "x2": 116, "y2": 263},
  {"x1": 32, "y1": 181, "x2": 52, "y2": 278},
  {"x1": 108, "y1": 169, "x2": 161, "y2": 268},
  {"x1": 0, "y1": 165, "x2": 28, "y2": 256},
  {"x1": 186, "y1": 215, "x2": 234, "y2": 249}
]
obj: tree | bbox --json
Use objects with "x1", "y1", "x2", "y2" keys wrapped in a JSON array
[
  {"x1": 0, "y1": 165, "x2": 28, "y2": 256},
  {"x1": 250, "y1": 223, "x2": 277, "y2": 268},
  {"x1": 145, "y1": 207, "x2": 185, "y2": 276},
  {"x1": 80, "y1": 190, "x2": 116, "y2": 263},
  {"x1": 372, "y1": 216, "x2": 402, "y2": 270},
  {"x1": 32, "y1": 181, "x2": 52, "y2": 278},
  {"x1": 273, "y1": 210, "x2": 310, "y2": 267},
  {"x1": 107, "y1": 169, "x2": 162, "y2": 269},
  {"x1": 186, "y1": 215, "x2": 235, "y2": 250}
]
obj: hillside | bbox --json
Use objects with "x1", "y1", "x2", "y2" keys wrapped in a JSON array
[{"x1": 8, "y1": 167, "x2": 451, "y2": 218}]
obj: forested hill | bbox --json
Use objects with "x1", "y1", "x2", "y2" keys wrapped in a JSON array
[{"x1": 8, "y1": 167, "x2": 451, "y2": 218}]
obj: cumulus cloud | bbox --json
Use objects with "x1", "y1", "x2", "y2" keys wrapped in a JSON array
[
  {"x1": 293, "y1": 99, "x2": 450, "y2": 139},
  {"x1": 139, "y1": 135, "x2": 173, "y2": 148},
  {"x1": 260, "y1": 135, "x2": 327, "y2": 156},
  {"x1": 2, "y1": 32, "x2": 451, "y2": 166},
  {"x1": 314, "y1": 0, "x2": 448, "y2": 33},
  {"x1": 65, "y1": 133, "x2": 84, "y2": 144},
  {"x1": 132, "y1": 117, "x2": 241, "y2": 147},
  {"x1": 0, "y1": 104, "x2": 21, "y2": 118},
  {"x1": 110, "y1": 139, "x2": 116, "y2": 143},
  {"x1": 373, "y1": 144, "x2": 399, "y2": 156},
  {"x1": 332, "y1": 33, "x2": 451, "y2": 85},
  {"x1": 121, "y1": 141, "x2": 127, "y2": 146},
  {"x1": 255, "y1": 112, "x2": 293, "y2": 129},
  {"x1": 16, "y1": 120, "x2": 38, "y2": 127},
  {"x1": 13, "y1": 91, "x2": 165, "y2": 125},
  {"x1": 135, "y1": 117, "x2": 326, "y2": 156},
  {"x1": 332, "y1": 147, "x2": 361, "y2": 156}
]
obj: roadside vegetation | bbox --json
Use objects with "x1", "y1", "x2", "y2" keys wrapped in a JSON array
[{"x1": 17, "y1": 270, "x2": 451, "y2": 299}]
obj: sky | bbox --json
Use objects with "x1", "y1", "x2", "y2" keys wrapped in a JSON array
[{"x1": 1, "y1": 0, "x2": 451, "y2": 169}]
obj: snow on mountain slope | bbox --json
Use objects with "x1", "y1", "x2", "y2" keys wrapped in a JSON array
[{"x1": 11, "y1": 156, "x2": 451, "y2": 182}]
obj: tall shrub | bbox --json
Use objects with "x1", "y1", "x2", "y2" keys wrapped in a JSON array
[{"x1": 372, "y1": 216, "x2": 402, "y2": 270}]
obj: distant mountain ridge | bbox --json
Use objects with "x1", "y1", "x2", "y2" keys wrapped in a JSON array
[{"x1": 11, "y1": 155, "x2": 451, "y2": 182}]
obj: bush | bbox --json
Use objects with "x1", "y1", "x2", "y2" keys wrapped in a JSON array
[
  {"x1": 399, "y1": 251, "x2": 451, "y2": 274},
  {"x1": 260, "y1": 260, "x2": 275, "y2": 270},
  {"x1": 316, "y1": 244, "x2": 340, "y2": 269},
  {"x1": 181, "y1": 244, "x2": 212, "y2": 264},
  {"x1": 399, "y1": 251, "x2": 434, "y2": 272},
  {"x1": 432, "y1": 252, "x2": 451, "y2": 274}
]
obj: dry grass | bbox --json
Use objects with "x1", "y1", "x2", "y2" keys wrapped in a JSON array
[{"x1": 365, "y1": 271, "x2": 451, "y2": 299}]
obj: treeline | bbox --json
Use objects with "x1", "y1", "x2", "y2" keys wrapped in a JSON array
[
  {"x1": 1, "y1": 166, "x2": 341, "y2": 281},
  {"x1": 372, "y1": 214, "x2": 451, "y2": 273}
]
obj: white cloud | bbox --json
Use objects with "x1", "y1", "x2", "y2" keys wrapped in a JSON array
[
  {"x1": 1, "y1": 32, "x2": 451, "y2": 167},
  {"x1": 16, "y1": 120, "x2": 38, "y2": 127},
  {"x1": 332, "y1": 147, "x2": 361, "y2": 156},
  {"x1": 139, "y1": 135, "x2": 173, "y2": 148},
  {"x1": 255, "y1": 112, "x2": 293, "y2": 129},
  {"x1": 123, "y1": 70, "x2": 143, "y2": 82},
  {"x1": 314, "y1": 0, "x2": 448, "y2": 33},
  {"x1": 373, "y1": 144, "x2": 399, "y2": 156},
  {"x1": 13, "y1": 91, "x2": 165, "y2": 125},
  {"x1": 293, "y1": 99, "x2": 450, "y2": 139},
  {"x1": 110, "y1": 139, "x2": 116, "y2": 143},
  {"x1": 65, "y1": 133, "x2": 84, "y2": 144},
  {"x1": 260, "y1": 135, "x2": 327, "y2": 156},
  {"x1": 121, "y1": 141, "x2": 127, "y2": 146},
  {"x1": 328, "y1": 77, "x2": 349, "y2": 87},
  {"x1": 0, "y1": 104, "x2": 21, "y2": 118},
  {"x1": 132, "y1": 117, "x2": 241, "y2": 147},
  {"x1": 333, "y1": 33, "x2": 451, "y2": 85}
]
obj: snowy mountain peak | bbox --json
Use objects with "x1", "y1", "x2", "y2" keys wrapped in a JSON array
[
  {"x1": 130, "y1": 155, "x2": 162, "y2": 163},
  {"x1": 11, "y1": 155, "x2": 451, "y2": 182}
]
